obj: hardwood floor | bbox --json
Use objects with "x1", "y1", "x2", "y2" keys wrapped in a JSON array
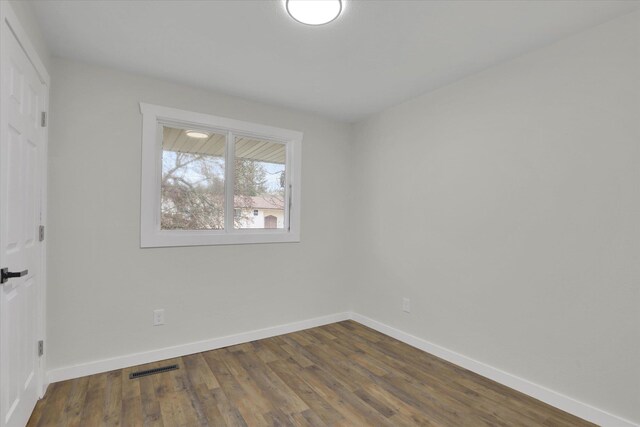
[{"x1": 28, "y1": 321, "x2": 595, "y2": 426}]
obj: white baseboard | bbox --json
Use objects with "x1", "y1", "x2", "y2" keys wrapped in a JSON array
[
  {"x1": 46, "y1": 312, "x2": 350, "y2": 384},
  {"x1": 350, "y1": 312, "x2": 638, "y2": 427},
  {"x1": 46, "y1": 310, "x2": 637, "y2": 427}
]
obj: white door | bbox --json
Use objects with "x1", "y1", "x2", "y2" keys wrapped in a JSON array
[{"x1": 0, "y1": 16, "x2": 46, "y2": 427}]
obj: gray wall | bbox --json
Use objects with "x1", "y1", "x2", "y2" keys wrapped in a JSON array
[
  {"x1": 351, "y1": 11, "x2": 640, "y2": 423},
  {"x1": 47, "y1": 58, "x2": 353, "y2": 369}
]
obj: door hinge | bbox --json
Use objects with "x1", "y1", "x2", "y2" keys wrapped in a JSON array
[
  {"x1": 39, "y1": 225, "x2": 45, "y2": 242},
  {"x1": 38, "y1": 340, "x2": 44, "y2": 357},
  {"x1": 41, "y1": 111, "x2": 47, "y2": 127}
]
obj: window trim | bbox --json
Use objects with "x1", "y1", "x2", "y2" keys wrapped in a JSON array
[{"x1": 139, "y1": 103, "x2": 302, "y2": 247}]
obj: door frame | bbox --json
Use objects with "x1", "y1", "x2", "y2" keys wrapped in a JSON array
[{"x1": 0, "y1": 0, "x2": 50, "y2": 401}]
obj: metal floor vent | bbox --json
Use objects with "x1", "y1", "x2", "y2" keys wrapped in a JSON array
[{"x1": 129, "y1": 364, "x2": 179, "y2": 379}]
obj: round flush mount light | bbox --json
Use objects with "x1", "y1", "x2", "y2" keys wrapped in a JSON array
[
  {"x1": 185, "y1": 130, "x2": 209, "y2": 139},
  {"x1": 286, "y1": 0, "x2": 343, "y2": 26}
]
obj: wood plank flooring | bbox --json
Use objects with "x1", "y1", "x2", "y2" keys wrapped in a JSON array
[{"x1": 27, "y1": 320, "x2": 595, "y2": 426}]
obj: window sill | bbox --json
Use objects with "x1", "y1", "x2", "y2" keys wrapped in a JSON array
[{"x1": 140, "y1": 229, "x2": 301, "y2": 248}]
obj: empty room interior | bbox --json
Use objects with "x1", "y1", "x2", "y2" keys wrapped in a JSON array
[{"x1": 0, "y1": 0, "x2": 638, "y2": 426}]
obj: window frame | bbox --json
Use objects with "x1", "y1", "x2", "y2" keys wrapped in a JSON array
[{"x1": 139, "y1": 103, "x2": 302, "y2": 247}]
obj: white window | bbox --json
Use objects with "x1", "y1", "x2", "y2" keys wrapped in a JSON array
[{"x1": 139, "y1": 103, "x2": 302, "y2": 247}]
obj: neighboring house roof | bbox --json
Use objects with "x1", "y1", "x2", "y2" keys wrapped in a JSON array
[{"x1": 234, "y1": 195, "x2": 284, "y2": 210}]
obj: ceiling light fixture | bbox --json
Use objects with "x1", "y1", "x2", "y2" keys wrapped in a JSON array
[
  {"x1": 286, "y1": 0, "x2": 343, "y2": 26},
  {"x1": 185, "y1": 130, "x2": 209, "y2": 139}
]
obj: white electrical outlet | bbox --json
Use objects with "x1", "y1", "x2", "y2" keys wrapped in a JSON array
[
  {"x1": 153, "y1": 309, "x2": 165, "y2": 326},
  {"x1": 402, "y1": 298, "x2": 411, "y2": 313}
]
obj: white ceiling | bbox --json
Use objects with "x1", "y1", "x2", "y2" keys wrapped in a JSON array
[{"x1": 32, "y1": 0, "x2": 638, "y2": 122}]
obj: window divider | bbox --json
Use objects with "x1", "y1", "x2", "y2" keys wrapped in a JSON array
[{"x1": 224, "y1": 131, "x2": 236, "y2": 233}]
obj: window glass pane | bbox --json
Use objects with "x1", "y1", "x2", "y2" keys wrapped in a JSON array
[
  {"x1": 234, "y1": 137, "x2": 286, "y2": 229},
  {"x1": 161, "y1": 126, "x2": 225, "y2": 230}
]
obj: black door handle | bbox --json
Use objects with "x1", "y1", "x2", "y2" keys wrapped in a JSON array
[{"x1": 1, "y1": 268, "x2": 28, "y2": 284}]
